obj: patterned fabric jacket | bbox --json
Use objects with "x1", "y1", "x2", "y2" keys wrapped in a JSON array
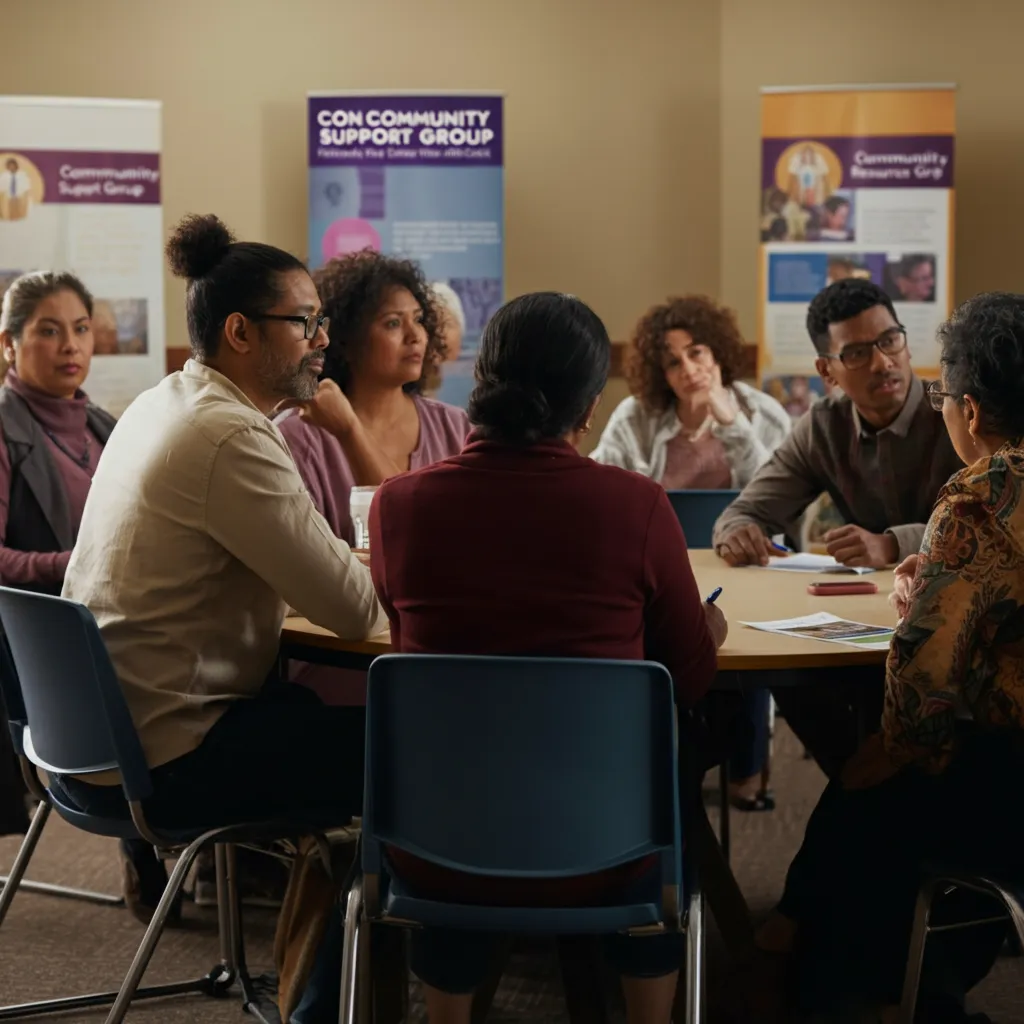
[{"x1": 883, "y1": 442, "x2": 1024, "y2": 771}]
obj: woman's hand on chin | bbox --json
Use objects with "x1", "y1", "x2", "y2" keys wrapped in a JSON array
[
  {"x1": 280, "y1": 380, "x2": 358, "y2": 437},
  {"x1": 706, "y1": 363, "x2": 737, "y2": 426}
]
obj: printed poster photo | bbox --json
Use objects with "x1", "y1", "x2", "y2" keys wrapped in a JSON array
[
  {"x1": 883, "y1": 253, "x2": 936, "y2": 303},
  {"x1": 761, "y1": 140, "x2": 849, "y2": 243},
  {"x1": 0, "y1": 153, "x2": 44, "y2": 221},
  {"x1": 93, "y1": 298, "x2": 149, "y2": 355}
]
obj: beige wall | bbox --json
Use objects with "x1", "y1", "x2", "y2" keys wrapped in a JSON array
[
  {"x1": 720, "y1": 0, "x2": 1024, "y2": 344},
  {"x1": 2, "y1": 0, "x2": 720, "y2": 353}
]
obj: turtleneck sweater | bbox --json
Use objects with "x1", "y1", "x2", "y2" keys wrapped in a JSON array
[{"x1": 0, "y1": 368, "x2": 104, "y2": 586}]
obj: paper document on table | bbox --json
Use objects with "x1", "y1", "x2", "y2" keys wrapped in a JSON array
[
  {"x1": 741, "y1": 612, "x2": 894, "y2": 651},
  {"x1": 761, "y1": 553, "x2": 875, "y2": 575}
]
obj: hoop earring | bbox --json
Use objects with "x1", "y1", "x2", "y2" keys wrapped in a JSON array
[{"x1": 579, "y1": 422, "x2": 592, "y2": 435}]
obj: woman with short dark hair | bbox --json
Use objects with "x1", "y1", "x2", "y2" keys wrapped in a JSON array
[
  {"x1": 368, "y1": 292, "x2": 727, "y2": 1024},
  {"x1": 760, "y1": 292, "x2": 1024, "y2": 1021}
]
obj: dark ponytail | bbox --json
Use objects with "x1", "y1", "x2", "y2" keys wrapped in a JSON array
[{"x1": 469, "y1": 292, "x2": 610, "y2": 445}]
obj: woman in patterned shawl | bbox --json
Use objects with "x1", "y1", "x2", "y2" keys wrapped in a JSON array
[{"x1": 755, "y1": 293, "x2": 1024, "y2": 1023}]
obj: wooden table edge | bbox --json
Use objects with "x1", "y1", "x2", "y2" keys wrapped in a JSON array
[{"x1": 280, "y1": 622, "x2": 888, "y2": 671}]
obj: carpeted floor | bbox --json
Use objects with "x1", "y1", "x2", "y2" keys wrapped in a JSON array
[{"x1": 1, "y1": 724, "x2": 1022, "y2": 1022}]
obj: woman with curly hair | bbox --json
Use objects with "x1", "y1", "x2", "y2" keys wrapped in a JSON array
[
  {"x1": 277, "y1": 250, "x2": 470, "y2": 545},
  {"x1": 592, "y1": 295, "x2": 790, "y2": 489},
  {"x1": 593, "y1": 296, "x2": 790, "y2": 812}
]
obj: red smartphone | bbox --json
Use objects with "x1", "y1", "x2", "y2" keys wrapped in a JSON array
[{"x1": 807, "y1": 580, "x2": 879, "y2": 596}]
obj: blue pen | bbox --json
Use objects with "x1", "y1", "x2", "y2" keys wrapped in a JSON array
[
  {"x1": 705, "y1": 586, "x2": 723, "y2": 605},
  {"x1": 771, "y1": 541, "x2": 792, "y2": 554}
]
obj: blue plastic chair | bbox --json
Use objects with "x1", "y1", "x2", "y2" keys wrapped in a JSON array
[
  {"x1": 0, "y1": 585, "x2": 337, "y2": 1023},
  {"x1": 665, "y1": 489, "x2": 740, "y2": 549},
  {"x1": 339, "y1": 654, "x2": 705, "y2": 1024},
  {"x1": 0, "y1": 627, "x2": 122, "y2": 932}
]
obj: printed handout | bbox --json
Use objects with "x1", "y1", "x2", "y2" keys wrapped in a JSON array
[
  {"x1": 741, "y1": 611, "x2": 894, "y2": 651},
  {"x1": 759, "y1": 553, "x2": 876, "y2": 575}
]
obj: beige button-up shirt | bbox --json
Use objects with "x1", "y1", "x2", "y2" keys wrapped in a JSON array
[{"x1": 63, "y1": 360, "x2": 385, "y2": 772}]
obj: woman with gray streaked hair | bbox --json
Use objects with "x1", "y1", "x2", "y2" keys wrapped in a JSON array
[{"x1": 430, "y1": 281, "x2": 466, "y2": 364}]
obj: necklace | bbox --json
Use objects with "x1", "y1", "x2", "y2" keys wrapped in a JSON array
[{"x1": 45, "y1": 430, "x2": 91, "y2": 471}]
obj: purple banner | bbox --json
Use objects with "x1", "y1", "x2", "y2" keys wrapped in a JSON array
[
  {"x1": 761, "y1": 135, "x2": 954, "y2": 190},
  {"x1": 0, "y1": 148, "x2": 160, "y2": 204},
  {"x1": 309, "y1": 95, "x2": 503, "y2": 167}
]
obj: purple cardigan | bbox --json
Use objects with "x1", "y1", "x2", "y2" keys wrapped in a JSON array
[{"x1": 277, "y1": 395, "x2": 471, "y2": 544}]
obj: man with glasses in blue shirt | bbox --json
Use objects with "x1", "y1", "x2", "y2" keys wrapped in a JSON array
[{"x1": 712, "y1": 278, "x2": 962, "y2": 776}]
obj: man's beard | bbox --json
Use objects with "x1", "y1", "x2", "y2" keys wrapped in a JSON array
[{"x1": 257, "y1": 345, "x2": 321, "y2": 402}]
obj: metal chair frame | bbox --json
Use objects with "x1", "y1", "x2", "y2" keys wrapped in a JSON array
[{"x1": 900, "y1": 870, "x2": 1024, "y2": 1023}]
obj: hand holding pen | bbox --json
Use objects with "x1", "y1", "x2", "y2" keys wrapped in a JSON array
[{"x1": 703, "y1": 585, "x2": 728, "y2": 648}]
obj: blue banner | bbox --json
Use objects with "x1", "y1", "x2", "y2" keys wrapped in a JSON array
[{"x1": 308, "y1": 92, "x2": 505, "y2": 407}]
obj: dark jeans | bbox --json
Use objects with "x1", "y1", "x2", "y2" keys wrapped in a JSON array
[
  {"x1": 780, "y1": 724, "x2": 1022, "y2": 1015},
  {"x1": 728, "y1": 687, "x2": 771, "y2": 781},
  {"x1": 54, "y1": 680, "x2": 366, "y2": 829},
  {"x1": 772, "y1": 670, "x2": 885, "y2": 779}
]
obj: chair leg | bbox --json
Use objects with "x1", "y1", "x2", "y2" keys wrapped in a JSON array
[
  {"x1": 0, "y1": 832, "x2": 232, "y2": 1022},
  {"x1": 339, "y1": 875, "x2": 363, "y2": 1024},
  {"x1": 104, "y1": 835, "x2": 223, "y2": 1024},
  {"x1": 0, "y1": 798, "x2": 49, "y2": 927},
  {"x1": 899, "y1": 879, "x2": 936, "y2": 1024},
  {"x1": 217, "y1": 843, "x2": 242, "y2": 973},
  {"x1": 688, "y1": 804, "x2": 753, "y2": 964},
  {"x1": 227, "y1": 843, "x2": 280, "y2": 1024},
  {"x1": 685, "y1": 888, "x2": 706, "y2": 1024},
  {"x1": 0, "y1": 875, "x2": 122, "y2": 907}
]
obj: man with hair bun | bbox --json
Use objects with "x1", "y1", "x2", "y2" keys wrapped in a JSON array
[{"x1": 57, "y1": 215, "x2": 384, "y2": 916}]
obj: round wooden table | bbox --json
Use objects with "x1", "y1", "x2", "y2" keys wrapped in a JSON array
[{"x1": 280, "y1": 548, "x2": 898, "y2": 672}]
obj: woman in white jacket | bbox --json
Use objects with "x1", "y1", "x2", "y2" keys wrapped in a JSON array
[
  {"x1": 591, "y1": 295, "x2": 790, "y2": 487},
  {"x1": 592, "y1": 295, "x2": 791, "y2": 811}
]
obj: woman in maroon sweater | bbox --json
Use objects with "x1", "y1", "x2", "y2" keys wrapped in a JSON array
[{"x1": 369, "y1": 292, "x2": 726, "y2": 1024}]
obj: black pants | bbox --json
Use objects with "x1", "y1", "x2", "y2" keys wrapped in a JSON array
[
  {"x1": 0, "y1": 700, "x2": 28, "y2": 836},
  {"x1": 772, "y1": 669, "x2": 885, "y2": 779},
  {"x1": 55, "y1": 681, "x2": 366, "y2": 830},
  {"x1": 779, "y1": 725, "x2": 1022, "y2": 1015}
]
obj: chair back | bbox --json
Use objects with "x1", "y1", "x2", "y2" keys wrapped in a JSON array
[
  {"x1": 0, "y1": 587, "x2": 152, "y2": 801},
  {"x1": 666, "y1": 489, "x2": 740, "y2": 548},
  {"x1": 362, "y1": 655, "x2": 680, "y2": 885},
  {"x1": 0, "y1": 627, "x2": 25, "y2": 756}
]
